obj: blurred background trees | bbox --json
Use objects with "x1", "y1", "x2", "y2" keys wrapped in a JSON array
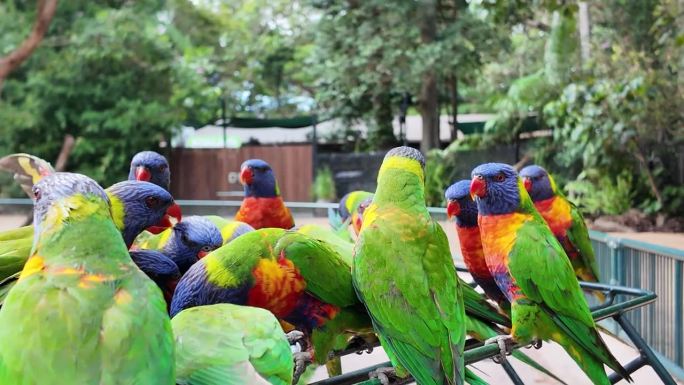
[{"x1": 0, "y1": 0, "x2": 682, "y2": 218}]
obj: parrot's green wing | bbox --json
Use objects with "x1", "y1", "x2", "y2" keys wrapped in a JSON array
[
  {"x1": 295, "y1": 224, "x2": 354, "y2": 267},
  {"x1": 275, "y1": 231, "x2": 356, "y2": 306},
  {"x1": 0, "y1": 213, "x2": 174, "y2": 384},
  {"x1": 0, "y1": 225, "x2": 33, "y2": 242},
  {"x1": 566, "y1": 201, "x2": 601, "y2": 281},
  {"x1": 509, "y1": 217, "x2": 627, "y2": 377},
  {"x1": 133, "y1": 228, "x2": 171, "y2": 250},
  {"x1": 0, "y1": 232, "x2": 32, "y2": 282},
  {"x1": 0, "y1": 153, "x2": 54, "y2": 197},
  {"x1": 354, "y1": 208, "x2": 465, "y2": 385},
  {"x1": 172, "y1": 304, "x2": 293, "y2": 385}
]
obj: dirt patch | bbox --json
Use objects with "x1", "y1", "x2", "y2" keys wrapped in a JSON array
[{"x1": 589, "y1": 209, "x2": 684, "y2": 233}]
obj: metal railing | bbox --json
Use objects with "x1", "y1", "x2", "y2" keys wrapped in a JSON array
[
  {"x1": 590, "y1": 230, "x2": 684, "y2": 379},
  {"x1": 312, "y1": 279, "x2": 675, "y2": 385}
]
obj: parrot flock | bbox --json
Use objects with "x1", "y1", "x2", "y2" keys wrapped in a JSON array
[{"x1": 0, "y1": 146, "x2": 631, "y2": 385}]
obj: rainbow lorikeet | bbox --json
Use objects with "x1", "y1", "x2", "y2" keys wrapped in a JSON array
[
  {"x1": 329, "y1": 191, "x2": 374, "y2": 239},
  {"x1": 296, "y1": 224, "x2": 354, "y2": 266},
  {"x1": 519, "y1": 165, "x2": 602, "y2": 287},
  {"x1": 169, "y1": 228, "x2": 374, "y2": 382},
  {"x1": 353, "y1": 147, "x2": 477, "y2": 385},
  {"x1": 0, "y1": 173, "x2": 174, "y2": 384},
  {"x1": 235, "y1": 159, "x2": 294, "y2": 230},
  {"x1": 172, "y1": 304, "x2": 293, "y2": 385},
  {"x1": 129, "y1": 250, "x2": 181, "y2": 307},
  {"x1": 134, "y1": 216, "x2": 223, "y2": 274},
  {"x1": 204, "y1": 215, "x2": 255, "y2": 244},
  {"x1": 470, "y1": 163, "x2": 631, "y2": 385},
  {"x1": 0, "y1": 180, "x2": 175, "y2": 305},
  {"x1": 129, "y1": 150, "x2": 183, "y2": 234},
  {"x1": 445, "y1": 180, "x2": 509, "y2": 310}
]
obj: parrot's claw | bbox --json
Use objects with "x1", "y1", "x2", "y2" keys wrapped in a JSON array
[
  {"x1": 529, "y1": 339, "x2": 542, "y2": 349},
  {"x1": 292, "y1": 351, "x2": 312, "y2": 385},
  {"x1": 484, "y1": 335, "x2": 515, "y2": 364},
  {"x1": 368, "y1": 366, "x2": 395, "y2": 385},
  {"x1": 286, "y1": 330, "x2": 306, "y2": 345}
]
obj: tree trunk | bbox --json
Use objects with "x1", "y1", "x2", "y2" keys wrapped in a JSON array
[
  {"x1": 578, "y1": 2, "x2": 592, "y2": 66},
  {"x1": 448, "y1": 75, "x2": 458, "y2": 142},
  {"x1": 419, "y1": 0, "x2": 440, "y2": 153},
  {"x1": 369, "y1": 81, "x2": 396, "y2": 150},
  {"x1": 0, "y1": 0, "x2": 59, "y2": 94}
]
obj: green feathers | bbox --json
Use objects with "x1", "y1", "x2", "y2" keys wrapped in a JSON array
[{"x1": 173, "y1": 304, "x2": 293, "y2": 385}]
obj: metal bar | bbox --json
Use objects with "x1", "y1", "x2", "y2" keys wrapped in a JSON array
[
  {"x1": 608, "y1": 356, "x2": 647, "y2": 384},
  {"x1": 615, "y1": 313, "x2": 678, "y2": 385},
  {"x1": 502, "y1": 359, "x2": 525, "y2": 385},
  {"x1": 675, "y1": 261, "x2": 683, "y2": 366}
]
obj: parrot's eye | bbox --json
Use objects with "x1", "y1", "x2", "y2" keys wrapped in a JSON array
[
  {"x1": 493, "y1": 173, "x2": 505, "y2": 182},
  {"x1": 145, "y1": 197, "x2": 160, "y2": 208},
  {"x1": 201, "y1": 245, "x2": 212, "y2": 252},
  {"x1": 32, "y1": 187, "x2": 42, "y2": 201},
  {"x1": 159, "y1": 164, "x2": 167, "y2": 171}
]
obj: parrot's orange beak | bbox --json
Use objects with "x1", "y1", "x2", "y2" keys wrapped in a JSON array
[
  {"x1": 352, "y1": 214, "x2": 363, "y2": 235},
  {"x1": 239, "y1": 167, "x2": 253, "y2": 185},
  {"x1": 470, "y1": 176, "x2": 486, "y2": 199},
  {"x1": 135, "y1": 166, "x2": 151, "y2": 182},
  {"x1": 523, "y1": 177, "x2": 532, "y2": 192},
  {"x1": 446, "y1": 201, "x2": 460, "y2": 219},
  {"x1": 197, "y1": 250, "x2": 209, "y2": 259}
]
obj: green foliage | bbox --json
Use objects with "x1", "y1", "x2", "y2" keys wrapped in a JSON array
[
  {"x1": 565, "y1": 172, "x2": 634, "y2": 216},
  {"x1": 312, "y1": 167, "x2": 336, "y2": 201}
]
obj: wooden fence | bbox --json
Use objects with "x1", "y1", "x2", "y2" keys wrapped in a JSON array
[{"x1": 169, "y1": 145, "x2": 313, "y2": 201}]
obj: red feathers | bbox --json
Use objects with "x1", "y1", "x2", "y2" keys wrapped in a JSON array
[
  {"x1": 235, "y1": 197, "x2": 294, "y2": 229},
  {"x1": 146, "y1": 202, "x2": 183, "y2": 234}
]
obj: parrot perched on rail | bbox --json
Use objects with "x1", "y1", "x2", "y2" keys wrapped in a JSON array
[
  {"x1": 204, "y1": 215, "x2": 255, "y2": 245},
  {"x1": 0, "y1": 173, "x2": 174, "y2": 384},
  {"x1": 170, "y1": 228, "x2": 374, "y2": 382},
  {"x1": 0, "y1": 180, "x2": 175, "y2": 305},
  {"x1": 134, "y1": 215, "x2": 223, "y2": 274},
  {"x1": 129, "y1": 150, "x2": 183, "y2": 233},
  {"x1": 470, "y1": 163, "x2": 630, "y2": 385},
  {"x1": 235, "y1": 159, "x2": 294, "y2": 230},
  {"x1": 352, "y1": 146, "x2": 477, "y2": 385},
  {"x1": 445, "y1": 180, "x2": 509, "y2": 310},
  {"x1": 519, "y1": 165, "x2": 602, "y2": 288},
  {"x1": 172, "y1": 303, "x2": 293, "y2": 385}
]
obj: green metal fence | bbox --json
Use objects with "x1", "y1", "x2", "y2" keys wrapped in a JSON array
[{"x1": 590, "y1": 230, "x2": 684, "y2": 379}]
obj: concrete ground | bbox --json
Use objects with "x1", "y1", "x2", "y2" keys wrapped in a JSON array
[{"x1": 1, "y1": 213, "x2": 682, "y2": 383}]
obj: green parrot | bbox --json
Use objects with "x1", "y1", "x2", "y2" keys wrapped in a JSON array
[
  {"x1": 296, "y1": 223, "x2": 354, "y2": 266},
  {"x1": 353, "y1": 146, "x2": 476, "y2": 385},
  {"x1": 0, "y1": 172, "x2": 174, "y2": 384},
  {"x1": 172, "y1": 303, "x2": 293, "y2": 385},
  {"x1": 170, "y1": 228, "x2": 374, "y2": 382},
  {"x1": 470, "y1": 163, "x2": 631, "y2": 385}
]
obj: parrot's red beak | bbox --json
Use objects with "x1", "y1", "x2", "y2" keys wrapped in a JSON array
[
  {"x1": 166, "y1": 203, "x2": 182, "y2": 225},
  {"x1": 135, "y1": 166, "x2": 151, "y2": 182},
  {"x1": 197, "y1": 250, "x2": 209, "y2": 259},
  {"x1": 523, "y1": 177, "x2": 533, "y2": 192},
  {"x1": 352, "y1": 214, "x2": 363, "y2": 235},
  {"x1": 470, "y1": 176, "x2": 486, "y2": 198},
  {"x1": 446, "y1": 201, "x2": 460, "y2": 219},
  {"x1": 239, "y1": 167, "x2": 253, "y2": 185}
]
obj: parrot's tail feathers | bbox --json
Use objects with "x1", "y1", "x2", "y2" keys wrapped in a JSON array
[
  {"x1": 556, "y1": 332, "x2": 629, "y2": 385},
  {"x1": 325, "y1": 356, "x2": 342, "y2": 377},
  {"x1": 510, "y1": 350, "x2": 568, "y2": 385},
  {"x1": 465, "y1": 367, "x2": 489, "y2": 385}
]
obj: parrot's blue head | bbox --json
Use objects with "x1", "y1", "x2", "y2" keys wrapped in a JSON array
[
  {"x1": 445, "y1": 180, "x2": 479, "y2": 227},
  {"x1": 106, "y1": 181, "x2": 174, "y2": 248},
  {"x1": 224, "y1": 221, "x2": 255, "y2": 244},
  {"x1": 470, "y1": 163, "x2": 521, "y2": 216},
  {"x1": 32, "y1": 172, "x2": 110, "y2": 238},
  {"x1": 129, "y1": 250, "x2": 180, "y2": 306},
  {"x1": 519, "y1": 165, "x2": 554, "y2": 202},
  {"x1": 239, "y1": 159, "x2": 279, "y2": 198},
  {"x1": 164, "y1": 216, "x2": 223, "y2": 274},
  {"x1": 128, "y1": 151, "x2": 171, "y2": 191}
]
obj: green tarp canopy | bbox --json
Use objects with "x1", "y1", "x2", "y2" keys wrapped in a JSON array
[{"x1": 226, "y1": 116, "x2": 318, "y2": 128}]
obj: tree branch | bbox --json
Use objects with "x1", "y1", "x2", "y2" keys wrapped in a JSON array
[{"x1": 0, "y1": 0, "x2": 59, "y2": 89}]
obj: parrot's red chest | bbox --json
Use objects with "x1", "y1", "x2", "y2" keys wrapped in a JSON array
[
  {"x1": 456, "y1": 225, "x2": 488, "y2": 277},
  {"x1": 236, "y1": 197, "x2": 294, "y2": 229},
  {"x1": 246, "y1": 253, "x2": 338, "y2": 330},
  {"x1": 533, "y1": 196, "x2": 572, "y2": 238}
]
